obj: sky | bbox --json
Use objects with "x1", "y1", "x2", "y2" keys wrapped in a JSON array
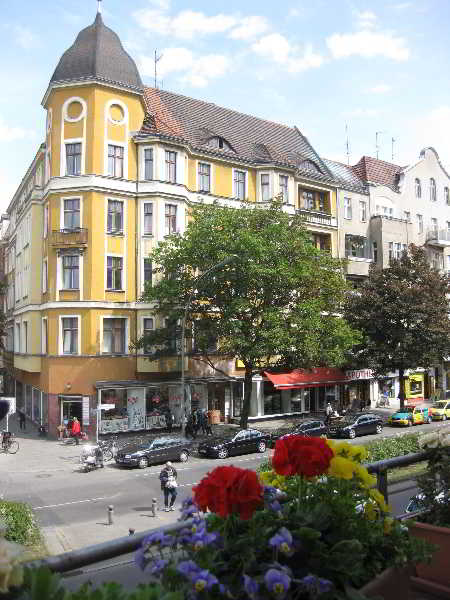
[{"x1": 1, "y1": 0, "x2": 450, "y2": 212}]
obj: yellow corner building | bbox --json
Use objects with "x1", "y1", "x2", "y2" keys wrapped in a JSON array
[{"x1": 1, "y1": 8, "x2": 342, "y2": 437}]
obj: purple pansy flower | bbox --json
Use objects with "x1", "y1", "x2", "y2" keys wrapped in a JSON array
[
  {"x1": 269, "y1": 528, "x2": 294, "y2": 556},
  {"x1": 269, "y1": 499, "x2": 282, "y2": 513},
  {"x1": 177, "y1": 560, "x2": 201, "y2": 578},
  {"x1": 191, "y1": 530, "x2": 220, "y2": 550},
  {"x1": 192, "y1": 569, "x2": 219, "y2": 592},
  {"x1": 180, "y1": 497, "x2": 199, "y2": 519},
  {"x1": 243, "y1": 574, "x2": 259, "y2": 599},
  {"x1": 300, "y1": 574, "x2": 333, "y2": 595},
  {"x1": 143, "y1": 531, "x2": 173, "y2": 547},
  {"x1": 190, "y1": 518, "x2": 206, "y2": 534},
  {"x1": 149, "y1": 559, "x2": 169, "y2": 575},
  {"x1": 264, "y1": 569, "x2": 291, "y2": 599},
  {"x1": 134, "y1": 547, "x2": 148, "y2": 571}
]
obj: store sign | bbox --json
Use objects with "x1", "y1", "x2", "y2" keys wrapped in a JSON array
[
  {"x1": 100, "y1": 404, "x2": 116, "y2": 410},
  {"x1": 82, "y1": 396, "x2": 90, "y2": 426},
  {"x1": 345, "y1": 369, "x2": 374, "y2": 381}
]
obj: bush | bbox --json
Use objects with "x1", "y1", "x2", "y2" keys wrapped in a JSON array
[
  {"x1": 0, "y1": 501, "x2": 40, "y2": 546},
  {"x1": 364, "y1": 433, "x2": 420, "y2": 463},
  {"x1": 258, "y1": 457, "x2": 272, "y2": 472}
]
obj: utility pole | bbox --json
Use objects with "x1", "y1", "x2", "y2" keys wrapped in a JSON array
[
  {"x1": 97, "y1": 0, "x2": 102, "y2": 14},
  {"x1": 376, "y1": 131, "x2": 383, "y2": 160},
  {"x1": 345, "y1": 123, "x2": 350, "y2": 166},
  {"x1": 154, "y1": 49, "x2": 163, "y2": 89}
]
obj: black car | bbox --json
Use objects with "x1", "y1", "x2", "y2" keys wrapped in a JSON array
[
  {"x1": 115, "y1": 436, "x2": 193, "y2": 468},
  {"x1": 197, "y1": 429, "x2": 271, "y2": 459},
  {"x1": 328, "y1": 413, "x2": 383, "y2": 439},
  {"x1": 271, "y1": 419, "x2": 328, "y2": 446}
]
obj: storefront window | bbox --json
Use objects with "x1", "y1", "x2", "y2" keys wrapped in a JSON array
[
  {"x1": 381, "y1": 378, "x2": 395, "y2": 398},
  {"x1": 290, "y1": 390, "x2": 302, "y2": 413},
  {"x1": 15, "y1": 381, "x2": 23, "y2": 411},
  {"x1": 303, "y1": 389, "x2": 311, "y2": 412},
  {"x1": 410, "y1": 379, "x2": 423, "y2": 394},
  {"x1": 263, "y1": 381, "x2": 281, "y2": 415},
  {"x1": 233, "y1": 381, "x2": 243, "y2": 417},
  {"x1": 25, "y1": 384, "x2": 32, "y2": 418},
  {"x1": 101, "y1": 388, "x2": 127, "y2": 418},
  {"x1": 32, "y1": 388, "x2": 41, "y2": 423},
  {"x1": 61, "y1": 397, "x2": 83, "y2": 425}
]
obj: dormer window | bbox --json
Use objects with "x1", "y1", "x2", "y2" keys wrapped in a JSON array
[{"x1": 208, "y1": 137, "x2": 232, "y2": 152}]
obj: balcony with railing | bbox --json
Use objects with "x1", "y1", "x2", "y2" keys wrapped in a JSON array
[
  {"x1": 296, "y1": 209, "x2": 337, "y2": 227},
  {"x1": 425, "y1": 228, "x2": 450, "y2": 247},
  {"x1": 51, "y1": 228, "x2": 88, "y2": 248}
]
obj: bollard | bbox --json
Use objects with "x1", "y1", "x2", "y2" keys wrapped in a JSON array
[
  {"x1": 151, "y1": 498, "x2": 157, "y2": 517},
  {"x1": 129, "y1": 528, "x2": 135, "y2": 536},
  {"x1": 107, "y1": 505, "x2": 114, "y2": 525}
]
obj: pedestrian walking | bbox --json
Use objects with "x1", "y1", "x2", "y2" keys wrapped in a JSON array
[
  {"x1": 159, "y1": 461, "x2": 178, "y2": 511},
  {"x1": 359, "y1": 398, "x2": 365, "y2": 412},
  {"x1": 71, "y1": 416, "x2": 81, "y2": 445},
  {"x1": 325, "y1": 402, "x2": 332, "y2": 426},
  {"x1": 18, "y1": 409, "x2": 26, "y2": 431}
]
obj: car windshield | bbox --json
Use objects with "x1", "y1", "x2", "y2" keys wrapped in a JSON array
[{"x1": 340, "y1": 416, "x2": 357, "y2": 425}]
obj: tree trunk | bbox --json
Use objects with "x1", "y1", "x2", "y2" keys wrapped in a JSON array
[
  {"x1": 398, "y1": 368, "x2": 406, "y2": 411},
  {"x1": 240, "y1": 367, "x2": 253, "y2": 430}
]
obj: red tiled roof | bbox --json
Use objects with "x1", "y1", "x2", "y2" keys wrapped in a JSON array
[{"x1": 351, "y1": 156, "x2": 403, "y2": 188}]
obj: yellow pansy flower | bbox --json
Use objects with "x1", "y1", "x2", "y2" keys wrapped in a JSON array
[
  {"x1": 327, "y1": 456, "x2": 356, "y2": 480},
  {"x1": 383, "y1": 517, "x2": 394, "y2": 535}
]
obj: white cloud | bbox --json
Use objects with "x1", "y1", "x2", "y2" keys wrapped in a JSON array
[
  {"x1": 11, "y1": 25, "x2": 39, "y2": 49},
  {"x1": 139, "y1": 48, "x2": 231, "y2": 87},
  {"x1": 368, "y1": 83, "x2": 392, "y2": 94},
  {"x1": 356, "y1": 10, "x2": 377, "y2": 29},
  {"x1": 344, "y1": 108, "x2": 380, "y2": 118},
  {"x1": 327, "y1": 30, "x2": 410, "y2": 61},
  {"x1": 289, "y1": 8, "x2": 302, "y2": 17},
  {"x1": 252, "y1": 34, "x2": 324, "y2": 73},
  {"x1": 229, "y1": 16, "x2": 269, "y2": 40},
  {"x1": 0, "y1": 118, "x2": 35, "y2": 142}
]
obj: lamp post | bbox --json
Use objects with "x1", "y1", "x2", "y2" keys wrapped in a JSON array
[{"x1": 180, "y1": 256, "x2": 237, "y2": 436}]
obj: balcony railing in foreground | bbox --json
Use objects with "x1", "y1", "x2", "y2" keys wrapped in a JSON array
[{"x1": 25, "y1": 448, "x2": 445, "y2": 574}]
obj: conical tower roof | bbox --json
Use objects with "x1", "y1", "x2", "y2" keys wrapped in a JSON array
[{"x1": 49, "y1": 12, "x2": 142, "y2": 92}]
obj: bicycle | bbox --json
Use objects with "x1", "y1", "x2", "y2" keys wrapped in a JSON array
[
  {"x1": 99, "y1": 435, "x2": 120, "y2": 461},
  {"x1": 1, "y1": 432, "x2": 19, "y2": 454}
]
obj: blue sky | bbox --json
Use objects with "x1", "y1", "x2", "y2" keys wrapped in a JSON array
[{"x1": 1, "y1": 0, "x2": 449, "y2": 211}]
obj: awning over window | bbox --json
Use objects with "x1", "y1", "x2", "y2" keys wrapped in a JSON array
[{"x1": 264, "y1": 368, "x2": 347, "y2": 390}]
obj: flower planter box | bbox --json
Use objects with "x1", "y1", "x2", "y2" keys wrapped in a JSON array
[
  {"x1": 360, "y1": 566, "x2": 413, "y2": 600},
  {"x1": 409, "y1": 521, "x2": 450, "y2": 597}
]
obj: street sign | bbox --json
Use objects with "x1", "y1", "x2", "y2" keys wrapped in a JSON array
[{"x1": 100, "y1": 404, "x2": 115, "y2": 410}]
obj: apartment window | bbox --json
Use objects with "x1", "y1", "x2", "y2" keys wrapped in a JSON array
[
  {"x1": 143, "y1": 317, "x2": 154, "y2": 354},
  {"x1": 415, "y1": 178, "x2": 421, "y2": 198},
  {"x1": 234, "y1": 170, "x2": 246, "y2": 200},
  {"x1": 165, "y1": 151, "x2": 177, "y2": 183},
  {"x1": 62, "y1": 255, "x2": 79, "y2": 289},
  {"x1": 345, "y1": 234, "x2": 368, "y2": 259},
  {"x1": 430, "y1": 178, "x2": 437, "y2": 202},
  {"x1": 417, "y1": 214, "x2": 423, "y2": 234},
  {"x1": 62, "y1": 317, "x2": 78, "y2": 354},
  {"x1": 65, "y1": 143, "x2": 81, "y2": 175},
  {"x1": 144, "y1": 148, "x2": 153, "y2": 180},
  {"x1": 42, "y1": 259, "x2": 48, "y2": 293},
  {"x1": 447, "y1": 221, "x2": 450, "y2": 232},
  {"x1": 64, "y1": 198, "x2": 80, "y2": 230},
  {"x1": 106, "y1": 256, "x2": 123, "y2": 290},
  {"x1": 302, "y1": 190, "x2": 315, "y2": 210},
  {"x1": 15, "y1": 323, "x2": 20, "y2": 353},
  {"x1": 431, "y1": 218, "x2": 438, "y2": 233},
  {"x1": 143, "y1": 258, "x2": 152, "y2": 286},
  {"x1": 344, "y1": 197, "x2": 352, "y2": 220},
  {"x1": 107, "y1": 200, "x2": 123, "y2": 233},
  {"x1": 42, "y1": 319, "x2": 47, "y2": 354},
  {"x1": 102, "y1": 318, "x2": 126, "y2": 354},
  {"x1": 261, "y1": 174, "x2": 270, "y2": 201},
  {"x1": 359, "y1": 200, "x2": 367, "y2": 222},
  {"x1": 23, "y1": 322, "x2": 28, "y2": 353},
  {"x1": 279, "y1": 175, "x2": 289, "y2": 203},
  {"x1": 143, "y1": 202, "x2": 153, "y2": 235},
  {"x1": 372, "y1": 241, "x2": 378, "y2": 263},
  {"x1": 108, "y1": 144, "x2": 124, "y2": 178},
  {"x1": 198, "y1": 162, "x2": 211, "y2": 192},
  {"x1": 404, "y1": 211, "x2": 410, "y2": 222},
  {"x1": 165, "y1": 204, "x2": 177, "y2": 235},
  {"x1": 445, "y1": 187, "x2": 450, "y2": 205},
  {"x1": 44, "y1": 204, "x2": 49, "y2": 238}
]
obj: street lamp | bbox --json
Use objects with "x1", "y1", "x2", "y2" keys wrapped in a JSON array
[{"x1": 180, "y1": 255, "x2": 238, "y2": 436}]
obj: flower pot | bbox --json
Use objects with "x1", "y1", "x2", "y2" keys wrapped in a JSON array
[
  {"x1": 360, "y1": 566, "x2": 413, "y2": 599},
  {"x1": 409, "y1": 521, "x2": 450, "y2": 596}
]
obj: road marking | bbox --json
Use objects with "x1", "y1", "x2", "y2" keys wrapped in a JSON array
[{"x1": 33, "y1": 496, "x2": 108, "y2": 510}]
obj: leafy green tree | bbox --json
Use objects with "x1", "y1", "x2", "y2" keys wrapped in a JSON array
[
  {"x1": 344, "y1": 245, "x2": 450, "y2": 410},
  {"x1": 137, "y1": 199, "x2": 358, "y2": 428}
]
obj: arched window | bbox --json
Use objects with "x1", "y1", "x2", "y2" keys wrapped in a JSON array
[
  {"x1": 444, "y1": 187, "x2": 449, "y2": 205},
  {"x1": 415, "y1": 178, "x2": 421, "y2": 198},
  {"x1": 430, "y1": 178, "x2": 436, "y2": 201}
]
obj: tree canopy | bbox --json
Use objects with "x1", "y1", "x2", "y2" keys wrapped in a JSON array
[
  {"x1": 344, "y1": 245, "x2": 450, "y2": 409},
  {"x1": 137, "y1": 199, "x2": 358, "y2": 428}
]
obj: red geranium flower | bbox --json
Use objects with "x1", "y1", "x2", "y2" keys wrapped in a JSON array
[
  {"x1": 193, "y1": 465, "x2": 263, "y2": 520},
  {"x1": 272, "y1": 435, "x2": 334, "y2": 478}
]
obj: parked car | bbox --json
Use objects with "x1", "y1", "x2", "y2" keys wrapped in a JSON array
[
  {"x1": 388, "y1": 405, "x2": 432, "y2": 427},
  {"x1": 270, "y1": 419, "x2": 328, "y2": 446},
  {"x1": 328, "y1": 413, "x2": 383, "y2": 439},
  {"x1": 197, "y1": 429, "x2": 271, "y2": 459},
  {"x1": 115, "y1": 436, "x2": 193, "y2": 469},
  {"x1": 430, "y1": 400, "x2": 450, "y2": 421},
  {"x1": 405, "y1": 491, "x2": 445, "y2": 514}
]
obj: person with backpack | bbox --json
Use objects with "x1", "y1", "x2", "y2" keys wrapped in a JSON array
[{"x1": 159, "y1": 461, "x2": 178, "y2": 511}]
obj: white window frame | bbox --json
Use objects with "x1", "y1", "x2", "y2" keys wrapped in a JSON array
[
  {"x1": 165, "y1": 203, "x2": 178, "y2": 236},
  {"x1": 61, "y1": 254, "x2": 80, "y2": 290},
  {"x1": 106, "y1": 199, "x2": 124, "y2": 234},
  {"x1": 106, "y1": 254, "x2": 124, "y2": 291},
  {"x1": 58, "y1": 315, "x2": 81, "y2": 356},
  {"x1": 165, "y1": 150, "x2": 177, "y2": 183},
  {"x1": 23, "y1": 320, "x2": 28, "y2": 354},
  {"x1": 107, "y1": 142, "x2": 126, "y2": 178},
  {"x1": 279, "y1": 174, "x2": 289, "y2": 204},
  {"x1": 343, "y1": 197, "x2": 352, "y2": 220},
  {"x1": 60, "y1": 97, "x2": 87, "y2": 177},
  {"x1": 60, "y1": 196, "x2": 83, "y2": 231},
  {"x1": 64, "y1": 140, "x2": 83, "y2": 176},
  {"x1": 259, "y1": 172, "x2": 271, "y2": 202},
  {"x1": 142, "y1": 201, "x2": 153, "y2": 236},
  {"x1": 431, "y1": 217, "x2": 438, "y2": 233},
  {"x1": 143, "y1": 147, "x2": 154, "y2": 181},
  {"x1": 196, "y1": 160, "x2": 213, "y2": 193},
  {"x1": 140, "y1": 316, "x2": 155, "y2": 355},
  {"x1": 41, "y1": 317, "x2": 48, "y2": 354},
  {"x1": 104, "y1": 98, "x2": 129, "y2": 178},
  {"x1": 233, "y1": 168, "x2": 248, "y2": 200},
  {"x1": 430, "y1": 178, "x2": 437, "y2": 202},
  {"x1": 445, "y1": 187, "x2": 450, "y2": 205},
  {"x1": 359, "y1": 200, "x2": 367, "y2": 222},
  {"x1": 43, "y1": 203, "x2": 49, "y2": 238},
  {"x1": 142, "y1": 257, "x2": 152, "y2": 291},
  {"x1": 100, "y1": 316, "x2": 129, "y2": 355}
]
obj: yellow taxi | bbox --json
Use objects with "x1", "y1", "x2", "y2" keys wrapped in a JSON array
[{"x1": 430, "y1": 400, "x2": 450, "y2": 421}]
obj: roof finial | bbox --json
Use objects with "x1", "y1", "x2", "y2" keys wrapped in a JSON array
[{"x1": 97, "y1": 0, "x2": 102, "y2": 14}]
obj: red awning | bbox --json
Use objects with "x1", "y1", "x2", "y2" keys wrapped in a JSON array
[{"x1": 264, "y1": 368, "x2": 347, "y2": 390}]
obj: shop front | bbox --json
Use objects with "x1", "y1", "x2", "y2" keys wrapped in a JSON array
[{"x1": 341, "y1": 369, "x2": 375, "y2": 411}]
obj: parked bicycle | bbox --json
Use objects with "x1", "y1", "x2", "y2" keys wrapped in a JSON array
[
  {"x1": 99, "y1": 435, "x2": 120, "y2": 461},
  {"x1": 1, "y1": 431, "x2": 19, "y2": 454},
  {"x1": 376, "y1": 395, "x2": 390, "y2": 408}
]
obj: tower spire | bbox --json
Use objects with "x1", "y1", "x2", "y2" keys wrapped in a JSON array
[{"x1": 97, "y1": 0, "x2": 102, "y2": 14}]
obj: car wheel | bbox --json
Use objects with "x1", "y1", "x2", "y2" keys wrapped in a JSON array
[
  {"x1": 348, "y1": 429, "x2": 356, "y2": 439},
  {"x1": 443, "y1": 414, "x2": 447, "y2": 421},
  {"x1": 376, "y1": 424, "x2": 382, "y2": 434},
  {"x1": 179, "y1": 450, "x2": 189, "y2": 462},
  {"x1": 218, "y1": 448, "x2": 228, "y2": 459},
  {"x1": 138, "y1": 457, "x2": 149, "y2": 469},
  {"x1": 407, "y1": 420, "x2": 413, "y2": 427},
  {"x1": 257, "y1": 441, "x2": 266, "y2": 453}
]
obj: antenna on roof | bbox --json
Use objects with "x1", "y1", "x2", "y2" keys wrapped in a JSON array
[
  {"x1": 154, "y1": 49, "x2": 163, "y2": 89},
  {"x1": 97, "y1": 0, "x2": 102, "y2": 14},
  {"x1": 391, "y1": 137, "x2": 396, "y2": 162},
  {"x1": 375, "y1": 131, "x2": 384, "y2": 160},
  {"x1": 345, "y1": 123, "x2": 350, "y2": 166}
]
